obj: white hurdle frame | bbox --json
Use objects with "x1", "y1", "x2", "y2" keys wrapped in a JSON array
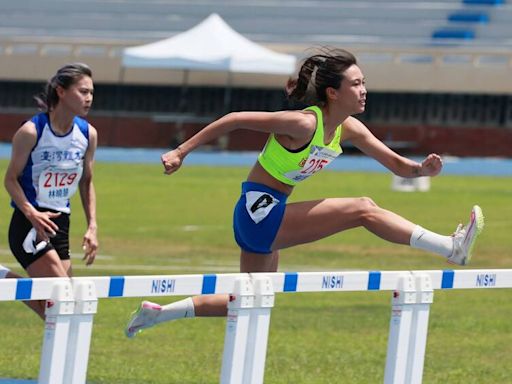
[{"x1": 1, "y1": 268, "x2": 511, "y2": 384}]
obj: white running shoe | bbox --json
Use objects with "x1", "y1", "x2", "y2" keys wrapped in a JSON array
[
  {"x1": 448, "y1": 205, "x2": 485, "y2": 266},
  {"x1": 125, "y1": 301, "x2": 162, "y2": 338},
  {"x1": 0, "y1": 264, "x2": 11, "y2": 278}
]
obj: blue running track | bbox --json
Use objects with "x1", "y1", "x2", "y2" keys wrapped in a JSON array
[{"x1": 1, "y1": 143, "x2": 511, "y2": 177}]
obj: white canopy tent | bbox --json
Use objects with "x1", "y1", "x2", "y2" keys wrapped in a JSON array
[
  {"x1": 121, "y1": 13, "x2": 296, "y2": 75},
  {"x1": 121, "y1": 13, "x2": 297, "y2": 115}
]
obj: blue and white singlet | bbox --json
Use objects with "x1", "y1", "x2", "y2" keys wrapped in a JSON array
[{"x1": 15, "y1": 113, "x2": 89, "y2": 214}]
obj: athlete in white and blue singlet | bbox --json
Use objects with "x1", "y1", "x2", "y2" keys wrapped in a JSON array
[{"x1": 3, "y1": 63, "x2": 98, "y2": 319}]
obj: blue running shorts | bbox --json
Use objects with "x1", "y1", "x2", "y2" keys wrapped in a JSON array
[{"x1": 233, "y1": 181, "x2": 288, "y2": 254}]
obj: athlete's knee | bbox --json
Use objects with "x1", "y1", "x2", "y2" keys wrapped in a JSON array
[
  {"x1": 356, "y1": 196, "x2": 380, "y2": 224},
  {"x1": 355, "y1": 196, "x2": 378, "y2": 213},
  {"x1": 358, "y1": 196, "x2": 377, "y2": 208}
]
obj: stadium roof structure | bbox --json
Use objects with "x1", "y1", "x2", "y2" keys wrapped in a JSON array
[{"x1": 121, "y1": 13, "x2": 296, "y2": 75}]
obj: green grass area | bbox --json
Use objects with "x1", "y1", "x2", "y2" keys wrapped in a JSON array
[{"x1": 0, "y1": 159, "x2": 511, "y2": 383}]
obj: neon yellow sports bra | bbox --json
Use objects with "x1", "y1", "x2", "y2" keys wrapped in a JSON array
[{"x1": 258, "y1": 105, "x2": 343, "y2": 186}]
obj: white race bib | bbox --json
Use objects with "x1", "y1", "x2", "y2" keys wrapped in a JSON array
[
  {"x1": 245, "y1": 191, "x2": 280, "y2": 224},
  {"x1": 38, "y1": 165, "x2": 82, "y2": 205},
  {"x1": 284, "y1": 145, "x2": 339, "y2": 183}
]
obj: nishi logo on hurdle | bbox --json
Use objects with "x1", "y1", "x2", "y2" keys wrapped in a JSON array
[{"x1": 1, "y1": 268, "x2": 511, "y2": 384}]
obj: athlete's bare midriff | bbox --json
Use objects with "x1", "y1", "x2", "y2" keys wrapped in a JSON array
[{"x1": 246, "y1": 161, "x2": 295, "y2": 196}]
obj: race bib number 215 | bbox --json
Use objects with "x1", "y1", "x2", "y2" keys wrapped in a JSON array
[{"x1": 284, "y1": 146, "x2": 339, "y2": 183}]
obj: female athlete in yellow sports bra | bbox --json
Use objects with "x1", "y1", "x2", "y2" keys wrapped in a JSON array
[{"x1": 125, "y1": 48, "x2": 483, "y2": 337}]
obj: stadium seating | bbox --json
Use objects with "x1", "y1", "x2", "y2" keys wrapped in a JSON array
[
  {"x1": 0, "y1": 0, "x2": 511, "y2": 155},
  {"x1": 0, "y1": 0, "x2": 511, "y2": 48}
]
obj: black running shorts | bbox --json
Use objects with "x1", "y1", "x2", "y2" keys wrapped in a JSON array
[{"x1": 8, "y1": 208, "x2": 70, "y2": 269}]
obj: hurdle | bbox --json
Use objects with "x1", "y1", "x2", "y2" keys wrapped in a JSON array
[{"x1": 1, "y1": 269, "x2": 511, "y2": 384}]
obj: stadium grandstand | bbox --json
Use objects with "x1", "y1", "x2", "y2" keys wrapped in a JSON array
[{"x1": 0, "y1": 0, "x2": 511, "y2": 156}]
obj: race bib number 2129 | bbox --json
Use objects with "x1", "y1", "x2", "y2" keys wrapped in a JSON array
[{"x1": 38, "y1": 167, "x2": 82, "y2": 203}]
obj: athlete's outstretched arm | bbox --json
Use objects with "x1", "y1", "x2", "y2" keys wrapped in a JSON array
[
  {"x1": 342, "y1": 116, "x2": 442, "y2": 178},
  {"x1": 161, "y1": 110, "x2": 315, "y2": 175}
]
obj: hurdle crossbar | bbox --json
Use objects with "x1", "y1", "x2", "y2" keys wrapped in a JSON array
[{"x1": 1, "y1": 269, "x2": 511, "y2": 384}]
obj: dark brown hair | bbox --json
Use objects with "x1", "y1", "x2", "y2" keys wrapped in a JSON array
[
  {"x1": 286, "y1": 48, "x2": 357, "y2": 106},
  {"x1": 35, "y1": 62, "x2": 92, "y2": 112}
]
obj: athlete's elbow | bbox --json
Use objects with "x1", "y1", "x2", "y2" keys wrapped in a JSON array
[
  {"x1": 224, "y1": 111, "x2": 243, "y2": 122},
  {"x1": 218, "y1": 112, "x2": 243, "y2": 132},
  {"x1": 4, "y1": 173, "x2": 16, "y2": 192},
  {"x1": 79, "y1": 174, "x2": 93, "y2": 189}
]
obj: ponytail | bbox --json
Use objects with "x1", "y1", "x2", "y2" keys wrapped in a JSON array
[
  {"x1": 286, "y1": 56, "x2": 323, "y2": 104},
  {"x1": 286, "y1": 48, "x2": 357, "y2": 106}
]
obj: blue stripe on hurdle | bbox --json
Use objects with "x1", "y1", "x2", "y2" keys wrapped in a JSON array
[
  {"x1": 201, "y1": 274, "x2": 217, "y2": 294},
  {"x1": 108, "y1": 276, "x2": 125, "y2": 297},
  {"x1": 441, "y1": 270, "x2": 455, "y2": 289},
  {"x1": 15, "y1": 279, "x2": 33, "y2": 300},
  {"x1": 367, "y1": 271, "x2": 381, "y2": 290},
  {"x1": 283, "y1": 272, "x2": 298, "y2": 292}
]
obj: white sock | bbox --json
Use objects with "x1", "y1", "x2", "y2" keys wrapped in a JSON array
[
  {"x1": 155, "y1": 297, "x2": 195, "y2": 324},
  {"x1": 410, "y1": 225, "x2": 453, "y2": 258},
  {"x1": 0, "y1": 264, "x2": 10, "y2": 279}
]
